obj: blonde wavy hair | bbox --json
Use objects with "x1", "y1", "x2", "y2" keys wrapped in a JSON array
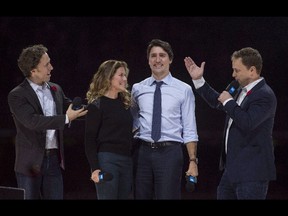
[{"x1": 86, "y1": 60, "x2": 131, "y2": 109}]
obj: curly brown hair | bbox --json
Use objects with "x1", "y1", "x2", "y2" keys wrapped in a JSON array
[
  {"x1": 86, "y1": 60, "x2": 131, "y2": 109},
  {"x1": 17, "y1": 44, "x2": 48, "y2": 77}
]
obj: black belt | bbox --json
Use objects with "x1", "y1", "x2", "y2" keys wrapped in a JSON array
[
  {"x1": 141, "y1": 140, "x2": 181, "y2": 149},
  {"x1": 45, "y1": 149, "x2": 58, "y2": 156}
]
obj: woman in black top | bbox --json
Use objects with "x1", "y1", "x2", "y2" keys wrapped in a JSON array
[{"x1": 85, "y1": 60, "x2": 133, "y2": 199}]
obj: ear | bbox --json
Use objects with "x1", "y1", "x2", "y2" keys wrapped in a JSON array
[
  {"x1": 30, "y1": 69, "x2": 36, "y2": 77},
  {"x1": 249, "y1": 66, "x2": 258, "y2": 78},
  {"x1": 250, "y1": 66, "x2": 256, "y2": 73}
]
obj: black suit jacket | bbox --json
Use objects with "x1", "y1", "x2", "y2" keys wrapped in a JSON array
[
  {"x1": 196, "y1": 78, "x2": 277, "y2": 183},
  {"x1": 8, "y1": 79, "x2": 71, "y2": 176}
]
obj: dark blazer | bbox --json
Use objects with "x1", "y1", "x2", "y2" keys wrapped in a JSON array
[
  {"x1": 7, "y1": 79, "x2": 71, "y2": 176},
  {"x1": 196, "y1": 78, "x2": 277, "y2": 183}
]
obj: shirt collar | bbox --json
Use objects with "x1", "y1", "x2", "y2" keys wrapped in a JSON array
[
  {"x1": 148, "y1": 72, "x2": 173, "y2": 86},
  {"x1": 27, "y1": 78, "x2": 49, "y2": 91},
  {"x1": 242, "y1": 77, "x2": 263, "y2": 93}
]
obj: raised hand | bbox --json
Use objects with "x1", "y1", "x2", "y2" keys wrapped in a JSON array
[{"x1": 184, "y1": 57, "x2": 206, "y2": 80}]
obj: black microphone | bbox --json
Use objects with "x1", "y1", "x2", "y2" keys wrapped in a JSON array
[
  {"x1": 225, "y1": 80, "x2": 239, "y2": 96},
  {"x1": 72, "y1": 97, "x2": 83, "y2": 110},
  {"x1": 217, "y1": 80, "x2": 240, "y2": 108},
  {"x1": 98, "y1": 172, "x2": 113, "y2": 183},
  {"x1": 69, "y1": 97, "x2": 83, "y2": 128},
  {"x1": 185, "y1": 175, "x2": 197, "y2": 192}
]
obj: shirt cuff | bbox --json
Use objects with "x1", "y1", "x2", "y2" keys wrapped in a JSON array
[
  {"x1": 192, "y1": 77, "x2": 205, "y2": 89},
  {"x1": 65, "y1": 114, "x2": 69, "y2": 124},
  {"x1": 223, "y1": 98, "x2": 233, "y2": 106}
]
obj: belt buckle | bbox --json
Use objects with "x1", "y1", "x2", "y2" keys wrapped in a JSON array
[
  {"x1": 150, "y1": 142, "x2": 158, "y2": 149},
  {"x1": 45, "y1": 149, "x2": 57, "y2": 156},
  {"x1": 45, "y1": 149, "x2": 50, "y2": 156}
]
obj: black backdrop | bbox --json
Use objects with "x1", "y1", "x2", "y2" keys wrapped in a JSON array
[{"x1": 1, "y1": 17, "x2": 287, "y2": 199}]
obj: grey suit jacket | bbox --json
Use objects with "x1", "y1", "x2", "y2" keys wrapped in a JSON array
[{"x1": 8, "y1": 79, "x2": 71, "y2": 176}]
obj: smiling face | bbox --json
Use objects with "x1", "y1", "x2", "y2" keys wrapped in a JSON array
[
  {"x1": 148, "y1": 46, "x2": 172, "y2": 80},
  {"x1": 30, "y1": 52, "x2": 53, "y2": 85},
  {"x1": 110, "y1": 66, "x2": 128, "y2": 94}
]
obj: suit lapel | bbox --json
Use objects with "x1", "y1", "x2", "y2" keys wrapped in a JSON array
[
  {"x1": 234, "y1": 88, "x2": 242, "y2": 100},
  {"x1": 241, "y1": 95, "x2": 248, "y2": 108},
  {"x1": 240, "y1": 79, "x2": 266, "y2": 108},
  {"x1": 22, "y1": 79, "x2": 44, "y2": 113}
]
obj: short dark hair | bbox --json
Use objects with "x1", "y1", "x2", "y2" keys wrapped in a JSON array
[
  {"x1": 231, "y1": 47, "x2": 262, "y2": 74},
  {"x1": 147, "y1": 39, "x2": 174, "y2": 61}
]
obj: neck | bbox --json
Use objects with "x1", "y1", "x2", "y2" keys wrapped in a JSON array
[
  {"x1": 28, "y1": 77, "x2": 45, "y2": 86},
  {"x1": 152, "y1": 71, "x2": 169, "y2": 81}
]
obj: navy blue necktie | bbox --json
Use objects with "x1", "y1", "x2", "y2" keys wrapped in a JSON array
[{"x1": 151, "y1": 81, "x2": 163, "y2": 142}]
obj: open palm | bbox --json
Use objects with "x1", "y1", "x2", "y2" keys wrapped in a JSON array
[{"x1": 184, "y1": 57, "x2": 205, "y2": 80}]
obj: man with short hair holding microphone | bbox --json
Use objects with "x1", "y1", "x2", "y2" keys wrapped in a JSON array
[
  {"x1": 184, "y1": 47, "x2": 277, "y2": 199},
  {"x1": 8, "y1": 44, "x2": 87, "y2": 199}
]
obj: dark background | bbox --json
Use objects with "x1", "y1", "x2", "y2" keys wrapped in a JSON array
[{"x1": 0, "y1": 17, "x2": 287, "y2": 199}]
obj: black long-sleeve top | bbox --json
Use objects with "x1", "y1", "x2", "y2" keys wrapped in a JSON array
[{"x1": 85, "y1": 96, "x2": 133, "y2": 172}]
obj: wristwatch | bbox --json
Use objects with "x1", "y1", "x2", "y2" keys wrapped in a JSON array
[{"x1": 189, "y1": 158, "x2": 198, "y2": 164}]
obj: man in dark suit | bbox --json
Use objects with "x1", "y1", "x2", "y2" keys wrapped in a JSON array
[
  {"x1": 184, "y1": 47, "x2": 277, "y2": 199},
  {"x1": 7, "y1": 44, "x2": 87, "y2": 199}
]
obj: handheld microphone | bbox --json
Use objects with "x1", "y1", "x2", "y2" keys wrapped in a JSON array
[
  {"x1": 69, "y1": 97, "x2": 83, "y2": 128},
  {"x1": 217, "y1": 80, "x2": 240, "y2": 108},
  {"x1": 72, "y1": 97, "x2": 83, "y2": 110},
  {"x1": 98, "y1": 172, "x2": 113, "y2": 183},
  {"x1": 185, "y1": 175, "x2": 197, "y2": 192},
  {"x1": 225, "y1": 80, "x2": 239, "y2": 97}
]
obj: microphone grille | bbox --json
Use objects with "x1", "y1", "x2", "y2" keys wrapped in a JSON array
[{"x1": 72, "y1": 97, "x2": 82, "y2": 110}]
